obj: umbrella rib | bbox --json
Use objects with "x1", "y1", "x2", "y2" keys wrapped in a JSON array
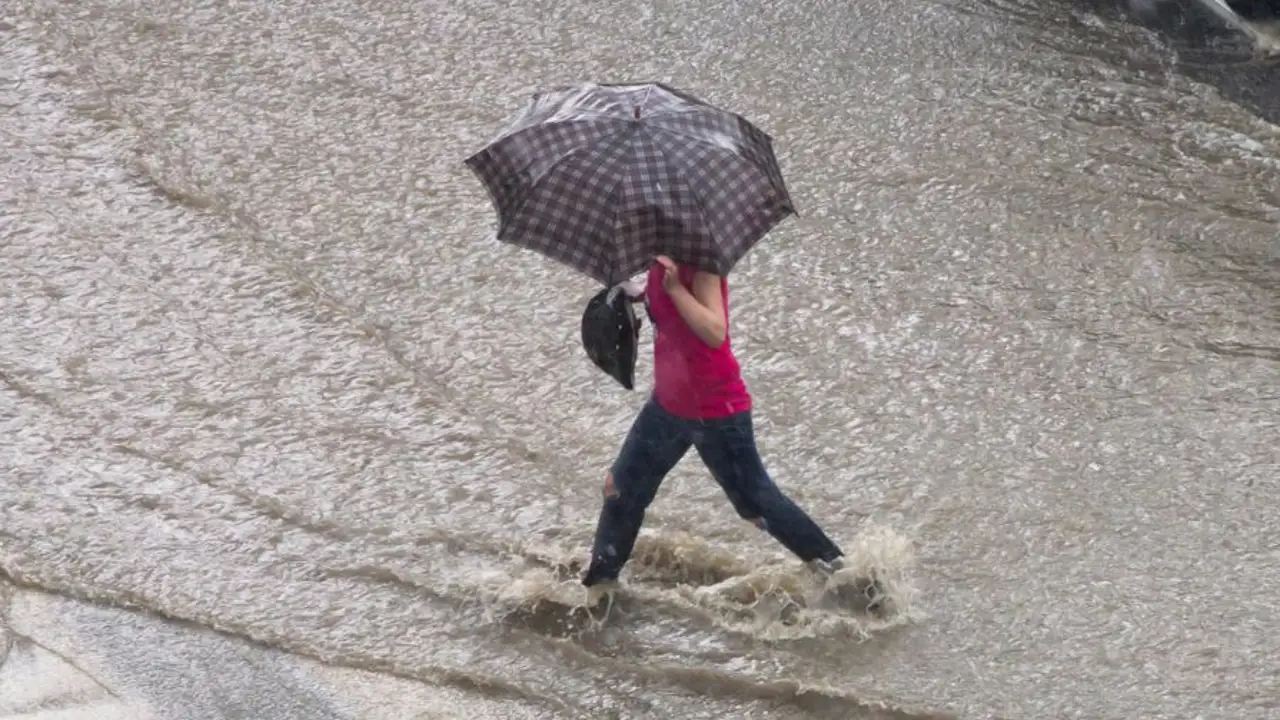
[
  {"x1": 497, "y1": 145, "x2": 592, "y2": 237},
  {"x1": 645, "y1": 122, "x2": 784, "y2": 203},
  {"x1": 505, "y1": 123, "x2": 642, "y2": 285},
  {"x1": 498, "y1": 125, "x2": 630, "y2": 238},
  {"x1": 500, "y1": 118, "x2": 632, "y2": 188},
  {"x1": 644, "y1": 119, "x2": 749, "y2": 163},
  {"x1": 597, "y1": 128, "x2": 646, "y2": 284},
  {"x1": 507, "y1": 114, "x2": 626, "y2": 142},
  {"x1": 639, "y1": 126, "x2": 719, "y2": 263}
]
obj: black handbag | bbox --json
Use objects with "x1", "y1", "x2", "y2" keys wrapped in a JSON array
[{"x1": 580, "y1": 284, "x2": 642, "y2": 390}]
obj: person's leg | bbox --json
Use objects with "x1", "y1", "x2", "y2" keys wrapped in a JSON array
[
  {"x1": 582, "y1": 398, "x2": 692, "y2": 586},
  {"x1": 693, "y1": 411, "x2": 843, "y2": 563}
]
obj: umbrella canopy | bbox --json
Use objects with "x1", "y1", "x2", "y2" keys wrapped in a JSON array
[{"x1": 464, "y1": 82, "x2": 795, "y2": 285}]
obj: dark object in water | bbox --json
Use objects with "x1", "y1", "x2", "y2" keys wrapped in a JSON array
[
  {"x1": 1225, "y1": 0, "x2": 1280, "y2": 22},
  {"x1": 581, "y1": 285, "x2": 641, "y2": 390},
  {"x1": 1119, "y1": 0, "x2": 1280, "y2": 123}
]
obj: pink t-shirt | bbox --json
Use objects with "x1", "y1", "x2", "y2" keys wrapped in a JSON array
[{"x1": 646, "y1": 262, "x2": 752, "y2": 419}]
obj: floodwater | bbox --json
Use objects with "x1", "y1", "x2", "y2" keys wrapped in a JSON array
[{"x1": 2, "y1": 0, "x2": 1278, "y2": 718}]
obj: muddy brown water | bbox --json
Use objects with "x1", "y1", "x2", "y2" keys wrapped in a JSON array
[{"x1": 2, "y1": 0, "x2": 1278, "y2": 718}]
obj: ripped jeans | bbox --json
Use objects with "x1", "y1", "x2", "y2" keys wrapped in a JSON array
[{"x1": 582, "y1": 396, "x2": 844, "y2": 586}]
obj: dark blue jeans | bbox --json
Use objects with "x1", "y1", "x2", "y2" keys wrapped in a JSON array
[{"x1": 582, "y1": 397, "x2": 844, "y2": 586}]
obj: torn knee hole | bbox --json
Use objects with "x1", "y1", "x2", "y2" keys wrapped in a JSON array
[{"x1": 603, "y1": 471, "x2": 619, "y2": 499}]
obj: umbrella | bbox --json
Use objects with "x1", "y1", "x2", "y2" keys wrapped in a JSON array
[{"x1": 464, "y1": 82, "x2": 795, "y2": 285}]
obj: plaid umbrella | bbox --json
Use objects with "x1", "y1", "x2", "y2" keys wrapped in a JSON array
[{"x1": 464, "y1": 82, "x2": 795, "y2": 285}]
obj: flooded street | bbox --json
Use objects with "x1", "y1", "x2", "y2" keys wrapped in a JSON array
[{"x1": 2, "y1": 0, "x2": 1279, "y2": 718}]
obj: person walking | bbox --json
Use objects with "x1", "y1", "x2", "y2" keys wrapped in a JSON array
[
  {"x1": 461, "y1": 83, "x2": 882, "y2": 612},
  {"x1": 582, "y1": 255, "x2": 878, "y2": 611}
]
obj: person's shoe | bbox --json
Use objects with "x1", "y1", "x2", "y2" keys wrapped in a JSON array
[
  {"x1": 584, "y1": 578, "x2": 620, "y2": 620},
  {"x1": 807, "y1": 557, "x2": 887, "y2": 615},
  {"x1": 806, "y1": 556, "x2": 846, "y2": 577},
  {"x1": 585, "y1": 578, "x2": 619, "y2": 605}
]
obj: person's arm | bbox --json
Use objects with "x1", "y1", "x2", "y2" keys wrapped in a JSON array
[{"x1": 661, "y1": 261, "x2": 727, "y2": 348}]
